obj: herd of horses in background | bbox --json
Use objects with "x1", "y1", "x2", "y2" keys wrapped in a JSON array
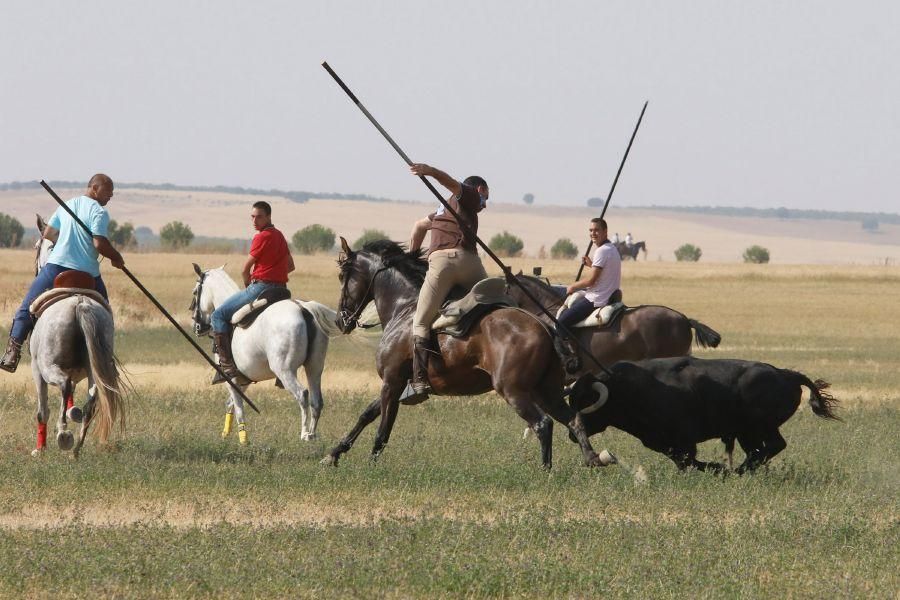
[{"x1": 24, "y1": 223, "x2": 838, "y2": 473}]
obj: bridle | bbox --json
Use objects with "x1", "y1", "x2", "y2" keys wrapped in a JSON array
[
  {"x1": 337, "y1": 254, "x2": 390, "y2": 331},
  {"x1": 189, "y1": 271, "x2": 211, "y2": 337}
]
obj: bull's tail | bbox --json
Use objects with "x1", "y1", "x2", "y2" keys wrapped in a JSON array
[
  {"x1": 75, "y1": 299, "x2": 125, "y2": 442},
  {"x1": 793, "y1": 372, "x2": 841, "y2": 421},
  {"x1": 689, "y1": 319, "x2": 722, "y2": 348}
]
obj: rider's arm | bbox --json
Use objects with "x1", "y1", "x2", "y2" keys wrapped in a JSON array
[
  {"x1": 410, "y1": 164, "x2": 462, "y2": 198},
  {"x1": 43, "y1": 225, "x2": 60, "y2": 244},
  {"x1": 286, "y1": 252, "x2": 295, "y2": 274},
  {"x1": 241, "y1": 255, "x2": 255, "y2": 287},
  {"x1": 92, "y1": 236, "x2": 125, "y2": 269},
  {"x1": 566, "y1": 266, "x2": 602, "y2": 296}
]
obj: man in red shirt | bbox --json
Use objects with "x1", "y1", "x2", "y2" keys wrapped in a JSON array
[{"x1": 210, "y1": 201, "x2": 294, "y2": 382}]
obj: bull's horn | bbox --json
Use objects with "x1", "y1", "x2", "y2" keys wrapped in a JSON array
[{"x1": 579, "y1": 382, "x2": 609, "y2": 414}]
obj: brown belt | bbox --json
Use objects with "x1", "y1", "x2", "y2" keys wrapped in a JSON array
[{"x1": 250, "y1": 280, "x2": 287, "y2": 287}]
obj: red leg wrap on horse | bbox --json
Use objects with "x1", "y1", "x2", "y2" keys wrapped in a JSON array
[
  {"x1": 66, "y1": 393, "x2": 74, "y2": 410},
  {"x1": 37, "y1": 422, "x2": 47, "y2": 449}
]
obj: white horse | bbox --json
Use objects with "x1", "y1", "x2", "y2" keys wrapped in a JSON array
[
  {"x1": 30, "y1": 293, "x2": 125, "y2": 458},
  {"x1": 30, "y1": 214, "x2": 124, "y2": 458},
  {"x1": 190, "y1": 264, "x2": 341, "y2": 444}
]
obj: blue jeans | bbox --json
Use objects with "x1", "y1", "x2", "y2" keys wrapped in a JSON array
[
  {"x1": 10, "y1": 263, "x2": 108, "y2": 343},
  {"x1": 557, "y1": 296, "x2": 598, "y2": 330},
  {"x1": 211, "y1": 282, "x2": 278, "y2": 334}
]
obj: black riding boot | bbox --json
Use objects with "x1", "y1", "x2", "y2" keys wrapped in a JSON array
[
  {"x1": 211, "y1": 332, "x2": 240, "y2": 385},
  {"x1": 553, "y1": 333, "x2": 582, "y2": 375},
  {"x1": 0, "y1": 337, "x2": 22, "y2": 373},
  {"x1": 411, "y1": 335, "x2": 432, "y2": 395}
]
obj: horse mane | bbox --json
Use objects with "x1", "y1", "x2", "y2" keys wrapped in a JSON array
[{"x1": 361, "y1": 240, "x2": 428, "y2": 286}]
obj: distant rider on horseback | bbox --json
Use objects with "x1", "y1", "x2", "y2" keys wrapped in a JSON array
[
  {"x1": 1, "y1": 174, "x2": 125, "y2": 373},
  {"x1": 409, "y1": 163, "x2": 489, "y2": 395},
  {"x1": 210, "y1": 201, "x2": 294, "y2": 383},
  {"x1": 558, "y1": 217, "x2": 622, "y2": 331}
]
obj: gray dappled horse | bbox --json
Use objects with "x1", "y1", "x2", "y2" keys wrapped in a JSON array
[{"x1": 190, "y1": 264, "x2": 341, "y2": 444}]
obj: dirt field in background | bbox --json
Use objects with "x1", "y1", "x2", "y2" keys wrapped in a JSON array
[{"x1": 3, "y1": 188, "x2": 898, "y2": 263}]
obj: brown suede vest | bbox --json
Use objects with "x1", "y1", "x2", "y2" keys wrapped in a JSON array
[{"x1": 428, "y1": 184, "x2": 483, "y2": 253}]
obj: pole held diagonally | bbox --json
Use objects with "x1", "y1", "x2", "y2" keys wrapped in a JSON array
[
  {"x1": 321, "y1": 61, "x2": 611, "y2": 376},
  {"x1": 575, "y1": 100, "x2": 648, "y2": 280},
  {"x1": 39, "y1": 180, "x2": 260, "y2": 414}
]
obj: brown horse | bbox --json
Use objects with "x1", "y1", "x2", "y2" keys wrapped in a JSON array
[
  {"x1": 323, "y1": 238, "x2": 613, "y2": 469},
  {"x1": 507, "y1": 275, "x2": 721, "y2": 381},
  {"x1": 616, "y1": 241, "x2": 647, "y2": 260}
]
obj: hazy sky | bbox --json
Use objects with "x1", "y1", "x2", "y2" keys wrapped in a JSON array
[{"x1": 2, "y1": 2, "x2": 898, "y2": 211}]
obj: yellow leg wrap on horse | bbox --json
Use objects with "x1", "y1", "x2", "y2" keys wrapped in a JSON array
[
  {"x1": 222, "y1": 412, "x2": 234, "y2": 438},
  {"x1": 238, "y1": 422, "x2": 248, "y2": 445}
]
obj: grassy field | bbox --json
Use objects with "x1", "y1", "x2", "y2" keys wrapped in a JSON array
[{"x1": 0, "y1": 250, "x2": 897, "y2": 598}]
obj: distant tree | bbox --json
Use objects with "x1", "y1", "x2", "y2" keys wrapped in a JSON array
[
  {"x1": 0, "y1": 213, "x2": 24, "y2": 248},
  {"x1": 522, "y1": 193, "x2": 535, "y2": 205},
  {"x1": 107, "y1": 220, "x2": 137, "y2": 248},
  {"x1": 353, "y1": 229, "x2": 389, "y2": 249},
  {"x1": 742, "y1": 245, "x2": 770, "y2": 264},
  {"x1": 775, "y1": 207, "x2": 790, "y2": 219},
  {"x1": 489, "y1": 231, "x2": 524, "y2": 257},
  {"x1": 674, "y1": 243, "x2": 702, "y2": 262},
  {"x1": 862, "y1": 217, "x2": 879, "y2": 232},
  {"x1": 159, "y1": 221, "x2": 194, "y2": 250},
  {"x1": 551, "y1": 238, "x2": 578, "y2": 259},
  {"x1": 293, "y1": 224, "x2": 336, "y2": 254},
  {"x1": 587, "y1": 197, "x2": 605, "y2": 208}
]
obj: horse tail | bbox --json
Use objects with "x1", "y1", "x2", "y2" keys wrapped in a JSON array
[
  {"x1": 75, "y1": 298, "x2": 125, "y2": 443},
  {"x1": 791, "y1": 372, "x2": 841, "y2": 421},
  {"x1": 688, "y1": 319, "x2": 722, "y2": 348},
  {"x1": 296, "y1": 301, "x2": 343, "y2": 338}
]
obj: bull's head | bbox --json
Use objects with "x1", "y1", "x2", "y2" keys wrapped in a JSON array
[{"x1": 567, "y1": 372, "x2": 612, "y2": 437}]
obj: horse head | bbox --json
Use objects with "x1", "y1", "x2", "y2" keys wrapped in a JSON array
[
  {"x1": 189, "y1": 263, "x2": 213, "y2": 337},
  {"x1": 336, "y1": 236, "x2": 376, "y2": 334}
]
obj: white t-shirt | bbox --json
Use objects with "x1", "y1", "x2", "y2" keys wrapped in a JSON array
[{"x1": 584, "y1": 242, "x2": 622, "y2": 307}]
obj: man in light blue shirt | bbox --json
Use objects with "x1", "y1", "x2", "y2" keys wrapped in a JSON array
[{"x1": 1, "y1": 174, "x2": 125, "y2": 373}]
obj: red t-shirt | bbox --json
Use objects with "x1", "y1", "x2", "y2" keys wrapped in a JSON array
[{"x1": 250, "y1": 226, "x2": 290, "y2": 283}]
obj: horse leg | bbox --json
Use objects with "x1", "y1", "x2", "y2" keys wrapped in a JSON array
[
  {"x1": 32, "y1": 378, "x2": 50, "y2": 457},
  {"x1": 371, "y1": 380, "x2": 405, "y2": 461},
  {"x1": 73, "y1": 383, "x2": 99, "y2": 459},
  {"x1": 56, "y1": 380, "x2": 74, "y2": 452},
  {"x1": 277, "y1": 370, "x2": 312, "y2": 441},
  {"x1": 302, "y1": 344, "x2": 327, "y2": 441},
  {"x1": 228, "y1": 384, "x2": 251, "y2": 446},
  {"x1": 221, "y1": 396, "x2": 235, "y2": 438},
  {"x1": 542, "y1": 402, "x2": 611, "y2": 468},
  {"x1": 321, "y1": 398, "x2": 382, "y2": 466},
  {"x1": 498, "y1": 386, "x2": 555, "y2": 468}
]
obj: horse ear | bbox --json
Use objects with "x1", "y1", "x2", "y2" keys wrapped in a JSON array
[
  {"x1": 340, "y1": 236, "x2": 352, "y2": 255},
  {"x1": 192, "y1": 263, "x2": 203, "y2": 276},
  {"x1": 35, "y1": 214, "x2": 46, "y2": 234}
]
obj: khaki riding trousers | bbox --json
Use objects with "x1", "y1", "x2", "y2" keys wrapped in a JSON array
[{"x1": 413, "y1": 249, "x2": 488, "y2": 338}]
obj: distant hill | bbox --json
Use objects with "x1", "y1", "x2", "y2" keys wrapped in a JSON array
[{"x1": 630, "y1": 204, "x2": 900, "y2": 225}]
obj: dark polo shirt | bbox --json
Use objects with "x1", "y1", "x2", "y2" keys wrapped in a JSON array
[{"x1": 429, "y1": 184, "x2": 484, "y2": 253}]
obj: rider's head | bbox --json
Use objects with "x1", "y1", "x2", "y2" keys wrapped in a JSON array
[
  {"x1": 251, "y1": 201, "x2": 272, "y2": 231},
  {"x1": 87, "y1": 174, "x2": 114, "y2": 206},
  {"x1": 463, "y1": 175, "x2": 489, "y2": 208},
  {"x1": 589, "y1": 217, "x2": 608, "y2": 245}
]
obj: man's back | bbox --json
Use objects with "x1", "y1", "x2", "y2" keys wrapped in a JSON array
[{"x1": 47, "y1": 196, "x2": 109, "y2": 277}]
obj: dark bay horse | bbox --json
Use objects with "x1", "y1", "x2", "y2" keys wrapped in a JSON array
[
  {"x1": 616, "y1": 241, "x2": 647, "y2": 260},
  {"x1": 324, "y1": 238, "x2": 613, "y2": 469},
  {"x1": 507, "y1": 275, "x2": 721, "y2": 381}
]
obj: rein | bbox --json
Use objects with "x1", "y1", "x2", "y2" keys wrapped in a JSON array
[
  {"x1": 190, "y1": 271, "x2": 211, "y2": 336},
  {"x1": 338, "y1": 262, "x2": 390, "y2": 330}
]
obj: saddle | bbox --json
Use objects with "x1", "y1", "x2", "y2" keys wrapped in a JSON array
[
  {"x1": 230, "y1": 287, "x2": 292, "y2": 329},
  {"x1": 431, "y1": 277, "x2": 517, "y2": 338},
  {"x1": 29, "y1": 270, "x2": 110, "y2": 319},
  {"x1": 557, "y1": 290, "x2": 626, "y2": 329}
]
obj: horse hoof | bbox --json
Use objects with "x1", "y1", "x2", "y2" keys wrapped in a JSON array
[
  {"x1": 57, "y1": 431, "x2": 74, "y2": 451},
  {"x1": 31, "y1": 448, "x2": 45, "y2": 458},
  {"x1": 67, "y1": 406, "x2": 83, "y2": 423},
  {"x1": 320, "y1": 455, "x2": 338, "y2": 467},
  {"x1": 522, "y1": 427, "x2": 532, "y2": 440},
  {"x1": 301, "y1": 432, "x2": 318, "y2": 442},
  {"x1": 598, "y1": 449, "x2": 618, "y2": 466}
]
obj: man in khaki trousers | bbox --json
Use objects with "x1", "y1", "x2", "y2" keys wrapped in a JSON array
[{"x1": 409, "y1": 163, "x2": 489, "y2": 394}]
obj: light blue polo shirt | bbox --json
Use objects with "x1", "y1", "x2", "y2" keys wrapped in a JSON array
[{"x1": 47, "y1": 196, "x2": 110, "y2": 277}]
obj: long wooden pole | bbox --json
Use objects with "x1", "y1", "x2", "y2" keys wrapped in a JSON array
[
  {"x1": 39, "y1": 181, "x2": 260, "y2": 414},
  {"x1": 575, "y1": 101, "x2": 648, "y2": 280}
]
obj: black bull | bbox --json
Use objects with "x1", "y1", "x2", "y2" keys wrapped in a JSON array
[{"x1": 569, "y1": 357, "x2": 840, "y2": 473}]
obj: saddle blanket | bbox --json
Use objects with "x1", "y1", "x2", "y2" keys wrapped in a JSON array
[
  {"x1": 29, "y1": 288, "x2": 111, "y2": 319},
  {"x1": 557, "y1": 291, "x2": 626, "y2": 328}
]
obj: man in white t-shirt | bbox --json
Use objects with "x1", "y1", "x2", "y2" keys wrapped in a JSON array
[{"x1": 558, "y1": 217, "x2": 622, "y2": 330}]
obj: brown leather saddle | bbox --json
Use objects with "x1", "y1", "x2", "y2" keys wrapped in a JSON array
[{"x1": 29, "y1": 270, "x2": 109, "y2": 318}]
